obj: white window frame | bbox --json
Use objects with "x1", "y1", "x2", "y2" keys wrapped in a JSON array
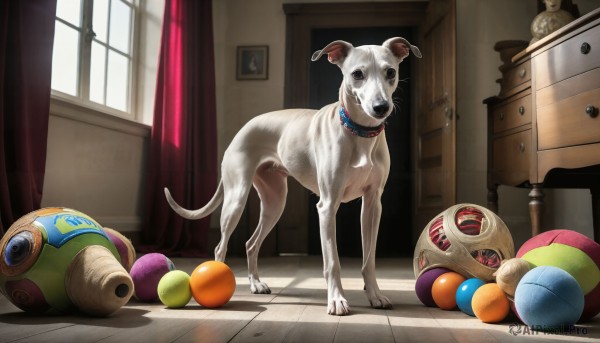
[{"x1": 51, "y1": 0, "x2": 141, "y2": 122}]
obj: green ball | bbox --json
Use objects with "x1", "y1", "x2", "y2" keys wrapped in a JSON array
[{"x1": 157, "y1": 270, "x2": 192, "y2": 308}]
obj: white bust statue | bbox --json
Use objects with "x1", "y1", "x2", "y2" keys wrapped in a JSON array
[{"x1": 530, "y1": 0, "x2": 574, "y2": 45}]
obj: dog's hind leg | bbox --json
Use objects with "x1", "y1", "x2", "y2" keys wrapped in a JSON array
[
  {"x1": 214, "y1": 164, "x2": 254, "y2": 262},
  {"x1": 246, "y1": 163, "x2": 288, "y2": 294}
]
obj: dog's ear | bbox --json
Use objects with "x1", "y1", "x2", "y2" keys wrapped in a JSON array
[
  {"x1": 311, "y1": 40, "x2": 353, "y2": 65},
  {"x1": 383, "y1": 37, "x2": 422, "y2": 62}
]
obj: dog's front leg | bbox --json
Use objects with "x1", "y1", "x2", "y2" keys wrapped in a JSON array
[
  {"x1": 317, "y1": 194, "x2": 350, "y2": 316},
  {"x1": 361, "y1": 186, "x2": 392, "y2": 309}
]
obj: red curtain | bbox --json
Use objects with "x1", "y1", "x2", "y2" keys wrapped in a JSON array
[
  {"x1": 0, "y1": 0, "x2": 57, "y2": 235},
  {"x1": 140, "y1": 0, "x2": 218, "y2": 256}
]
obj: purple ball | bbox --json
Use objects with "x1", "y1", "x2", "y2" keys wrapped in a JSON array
[
  {"x1": 415, "y1": 267, "x2": 451, "y2": 307},
  {"x1": 130, "y1": 253, "x2": 175, "y2": 302}
]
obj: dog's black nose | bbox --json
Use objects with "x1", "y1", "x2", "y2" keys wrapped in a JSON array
[{"x1": 372, "y1": 101, "x2": 389, "y2": 116}]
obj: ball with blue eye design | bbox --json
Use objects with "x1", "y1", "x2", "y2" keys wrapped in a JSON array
[
  {"x1": 4, "y1": 232, "x2": 33, "y2": 266},
  {"x1": 0, "y1": 207, "x2": 134, "y2": 316}
]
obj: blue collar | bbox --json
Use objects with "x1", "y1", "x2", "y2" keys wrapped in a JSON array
[{"x1": 339, "y1": 105, "x2": 385, "y2": 138}]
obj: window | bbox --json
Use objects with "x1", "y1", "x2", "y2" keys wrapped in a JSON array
[{"x1": 52, "y1": 0, "x2": 136, "y2": 116}]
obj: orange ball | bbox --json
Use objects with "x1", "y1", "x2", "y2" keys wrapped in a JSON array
[
  {"x1": 431, "y1": 272, "x2": 466, "y2": 310},
  {"x1": 471, "y1": 283, "x2": 510, "y2": 323},
  {"x1": 190, "y1": 261, "x2": 236, "y2": 308}
]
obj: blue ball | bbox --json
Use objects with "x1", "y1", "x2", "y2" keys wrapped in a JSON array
[
  {"x1": 455, "y1": 278, "x2": 486, "y2": 316},
  {"x1": 515, "y1": 266, "x2": 584, "y2": 329}
]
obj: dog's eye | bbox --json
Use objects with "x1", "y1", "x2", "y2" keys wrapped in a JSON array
[
  {"x1": 386, "y1": 68, "x2": 396, "y2": 80},
  {"x1": 351, "y1": 70, "x2": 364, "y2": 80}
]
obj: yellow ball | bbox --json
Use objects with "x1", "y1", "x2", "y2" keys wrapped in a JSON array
[
  {"x1": 472, "y1": 283, "x2": 510, "y2": 323},
  {"x1": 157, "y1": 270, "x2": 192, "y2": 308}
]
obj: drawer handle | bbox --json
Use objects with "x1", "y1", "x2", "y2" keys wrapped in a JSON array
[
  {"x1": 585, "y1": 105, "x2": 598, "y2": 118},
  {"x1": 581, "y1": 42, "x2": 591, "y2": 55},
  {"x1": 519, "y1": 106, "x2": 525, "y2": 115},
  {"x1": 499, "y1": 112, "x2": 504, "y2": 120},
  {"x1": 519, "y1": 68, "x2": 526, "y2": 78},
  {"x1": 519, "y1": 142, "x2": 525, "y2": 152}
]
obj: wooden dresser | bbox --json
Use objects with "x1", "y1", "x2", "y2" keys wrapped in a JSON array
[{"x1": 485, "y1": 8, "x2": 600, "y2": 242}]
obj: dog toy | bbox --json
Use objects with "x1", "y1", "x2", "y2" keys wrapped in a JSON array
[
  {"x1": 456, "y1": 278, "x2": 485, "y2": 316},
  {"x1": 471, "y1": 283, "x2": 510, "y2": 323},
  {"x1": 158, "y1": 270, "x2": 192, "y2": 308},
  {"x1": 494, "y1": 258, "x2": 531, "y2": 298},
  {"x1": 515, "y1": 266, "x2": 584, "y2": 328},
  {"x1": 414, "y1": 267, "x2": 450, "y2": 307},
  {"x1": 414, "y1": 204, "x2": 515, "y2": 282},
  {"x1": 431, "y1": 271, "x2": 465, "y2": 310},
  {"x1": 190, "y1": 260, "x2": 236, "y2": 308},
  {"x1": 130, "y1": 253, "x2": 175, "y2": 302},
  {"x1": 0, "y1": 207, "x2": 133, "y2": 316},
  {"x1": 495, "y1": 230, "x2": 600, "y2": 320}
]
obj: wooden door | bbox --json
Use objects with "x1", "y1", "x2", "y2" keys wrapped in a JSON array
[{"x1": 413, "y1": 0, "x2": 457, "y2": 238}]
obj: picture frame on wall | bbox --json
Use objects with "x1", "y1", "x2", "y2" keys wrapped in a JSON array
[{"x1": 236, "y1": 45, "x2": 269, "y2": 80}]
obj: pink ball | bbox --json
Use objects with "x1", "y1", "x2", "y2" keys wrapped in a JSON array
[{"x1": 130, "y1": 253, "x2": 175, "y2": 302}]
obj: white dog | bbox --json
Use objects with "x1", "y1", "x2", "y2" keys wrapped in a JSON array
[{"x1": 165, "y1": 37, "x2": 421, "y2": 315}]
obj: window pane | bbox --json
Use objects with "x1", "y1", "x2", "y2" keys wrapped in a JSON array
[
  {"x1": 90, "y1": 42, "x2": 107, "y2": 104},
  {"x1": 93, "y1": 0, "x2": 109, "y2": 43},
  {"x1": 56, "y1": 0, "x2": 82, "y2": 27},
  {"x1": 109, "y1": 1, "x2": 132, "y2": 54},
  {"x1": 51, "y1": 21, "x2": 80, "y2": 96},
  {"x1": 106, "y1": 50, "x2": 129, "y2": 112}
]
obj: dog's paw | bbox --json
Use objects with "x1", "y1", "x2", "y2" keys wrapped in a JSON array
[
  {"x1": 367, "y1": 291, "x2": 393, "y2": 309},
  {"x1": 249, "y1": 276, "x2": 271, "y2": 294},
  {"x1": 327, "y1": 298, "x2": 351, "y2": 316}
]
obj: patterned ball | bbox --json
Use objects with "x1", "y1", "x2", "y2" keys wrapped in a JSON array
[
  {"x1": 414, "y1": 204, "x2": 515, "y2": 281},
  {"x1": 0, "y1": 208, "x2": 124, "y2": 313}
]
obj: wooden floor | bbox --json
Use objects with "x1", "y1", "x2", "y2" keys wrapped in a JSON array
[{"x1": 0, "y1": 256, "x2": 598, "y2": 343}]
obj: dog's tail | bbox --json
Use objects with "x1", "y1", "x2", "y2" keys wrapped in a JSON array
[{"x1": 164, "y1": 181, "x2": 224, "y2": 220}]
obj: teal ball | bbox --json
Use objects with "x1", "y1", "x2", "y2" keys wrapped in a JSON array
[{"x1": 456, "y1": 278, "x2": 486, "y2": 316}]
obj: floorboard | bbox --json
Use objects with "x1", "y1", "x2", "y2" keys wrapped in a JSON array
[{"x1": 0, "y1": 256, "x2": 598, "y2": 343}]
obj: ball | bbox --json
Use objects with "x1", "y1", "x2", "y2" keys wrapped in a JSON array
[
  {"x1": 472, "y1": 283, "x2": 509, "y2": 323},
  {"x1": 431, "y1": 272, "x2": 466, "y2": 310},
  {"x1": 414, "y1": 204, "x2": 514, "y2": 282},
  {"x1": 130, "y1": 253, "x2": 175, "y2": 302},
  {"x1": 517, "y1": 229, "x2": 600, "y2": 320},
  {"x1": 0, "y1": 207, "x2": 125, "y2": 314},
  {"x1": 415, "y1": 267, "x2": 451, "y2": 307},
  {"x1": 515, "y1": 266, "x2": 584, "y2": 328},
  {"x1": 157, "y1": 270, "x2": 192, "y2": 308},
  {"x1": 456, "y1": 278, "x2": 486, "y2": 316},
  {"x1": 190, "y1": 261, "x2": 236, "y2": 308},
  {"x1": 494, "y1": 258, "x2": 531, "y2": 298}
]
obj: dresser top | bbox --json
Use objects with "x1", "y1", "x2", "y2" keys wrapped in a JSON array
[{"x1": 513, "y1": 7, "x2": 600, "y2": 63}]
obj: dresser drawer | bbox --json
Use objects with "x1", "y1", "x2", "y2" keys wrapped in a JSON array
[
  {"x1": 537, "y1": 67, "x2": 600, "y2": 108},
  {"x1": 535, "y1": 23, "x2": 600, "y2": 90},
  {"x1": 537, "y1": 86, "x2": 600, "y2": 150},
  {"x1": 492, "y1": 130, "x2": 531, "y2": 185},
  {"x1": 501, "y1": 59, "x2": 531, "y2": 92},
  {"x1": 492, "y1": 93, "x2": 532, "y2": 134}
]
